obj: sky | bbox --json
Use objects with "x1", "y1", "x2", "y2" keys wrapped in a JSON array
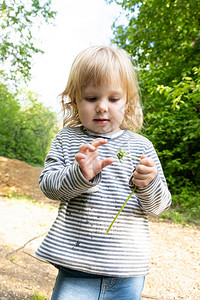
[{"x1": 29, "y1": 0, "x2": 125, "y2": 120}]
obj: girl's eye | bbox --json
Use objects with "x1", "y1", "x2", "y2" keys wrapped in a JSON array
[
  {"x1": 85, "y1": 97, "x2": 97, "y2": 102},
  {"x1": 109, "y1": 98, "x2": 120, "y2": 102}
]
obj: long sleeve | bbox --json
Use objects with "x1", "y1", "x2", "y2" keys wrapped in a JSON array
[
  {"x1": 134, "y1": 144, "x2": 171, "y2": 216},
  {"x1": 39, "y1": 132, "x2": 101, "y2": 201}
]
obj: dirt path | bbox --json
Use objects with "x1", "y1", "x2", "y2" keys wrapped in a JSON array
[{"x1": 0, "y1": 196, "x2": 199, "y2": 300}]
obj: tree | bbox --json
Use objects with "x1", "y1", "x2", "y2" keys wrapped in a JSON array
[
  {"x1": 0, "y1": 82, "x2": 21, "y2": 157},
  {"x1": 0, "y1": 0, "x2": 56, "y2": 83},
  {"x1": 0, "y1": 82, "x2": 59, "y2": 165},
  {"x1": 0, "y1": 1, "x2": 58, "y2": 165},
  {"x1": 107, "y1": 0, "x2": 200, "y2": 191},
  {"x1": 108, "y1": 0, "x2": 200, "y2": 84},
  {"x1": 143, "y1": 68, "x2": 200, "y2": 190},
  {"x1": 15, "y1": 92, "x2": 59, "y2": 165}
]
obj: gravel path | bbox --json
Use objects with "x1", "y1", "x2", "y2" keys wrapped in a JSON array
[{"x1": 0, "y1": 196, "x2": 199, "y2": 300}]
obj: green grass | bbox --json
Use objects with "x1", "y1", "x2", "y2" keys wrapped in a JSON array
[
  {"x1": 6, "y1": 192, "x2": 58, "y2": 209},
  {"x1": 6, "y1": 191, "x2": 34, "y2": 201},
  {"x1": 161, "y1": 188, "x2": 200, "y2": 226},
  {"x1": 8, "y1": 256, "x2": 18, "y2": 262},
  {"x1": 27, "y1": 292, "x2": 46, "y2": 300},
  {"x1": 161, "y1": 208, "x2": 200, "y2": 226}
]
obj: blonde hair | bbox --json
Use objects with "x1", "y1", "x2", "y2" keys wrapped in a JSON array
[{"x1": 61, "y1": 45, "x2": 143, "y2": 131}]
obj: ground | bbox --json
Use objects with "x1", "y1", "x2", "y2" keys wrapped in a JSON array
[{"x1": 0, "y1": 156, "x2": 199, "y2": 300}]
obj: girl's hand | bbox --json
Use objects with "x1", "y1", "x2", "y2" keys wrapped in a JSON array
[
  {"x1": 75, "y1": 138, "x2": 114, "y2": 181},
  {"x1": 132, "y1": 155, "x2": 157, "y2": 188}
]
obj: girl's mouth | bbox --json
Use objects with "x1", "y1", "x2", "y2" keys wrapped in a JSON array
[{"x1": 93, "y1": 119, "x2": 109, "y2": 124}]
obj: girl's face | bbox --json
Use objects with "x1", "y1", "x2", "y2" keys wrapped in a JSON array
[{"x1": 76, "y1": 84, "x2": 126, "y2": 134}]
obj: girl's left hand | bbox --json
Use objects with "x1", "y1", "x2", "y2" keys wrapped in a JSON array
[{"x1": 132, "y1": 155, "x2": 157, "y2": 188}]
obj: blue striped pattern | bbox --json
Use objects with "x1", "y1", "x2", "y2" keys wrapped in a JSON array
[{"x1": 35, "y1": 127, "x2": 171, "y2": 277}]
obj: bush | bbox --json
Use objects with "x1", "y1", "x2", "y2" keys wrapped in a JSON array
[
  {"x1": 0, "y1": 82, "x2": 59, "y2": 166},
  {"x1": 161, "y1": 188, "x2": 200, "y2": 225},
  {"x1": 142, "y1": 68, "x2": 200, "y2": 192}
]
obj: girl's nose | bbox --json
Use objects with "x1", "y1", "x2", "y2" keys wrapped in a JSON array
[{"x1": 96, "y1": 99, "x2": 108, "y2": 113}]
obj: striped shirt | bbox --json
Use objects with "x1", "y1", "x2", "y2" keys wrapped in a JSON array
[{"x1": 35, "y1": 126, "x2": 171, "y2": 277}]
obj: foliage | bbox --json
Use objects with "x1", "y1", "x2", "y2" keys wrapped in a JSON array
[
  {"x1": 0, "y1": 83, "x2": 21, "y2": 157},
  {"x1": 27, "y1": 292, "x2": 46, "y2": 300},
  {"x1": 161, "y1": 189, "x2": 200, "y2": 226},
  {"x1": 0, "y1": 0, "x2": 56, "y2": 82},
  {"x1": 106, "y1": 0, "x2": 200, "y2": 193},
  {"x1": 0, "y1": 82, "x2": 59, "y2": 166},
  {"x1": 108, "y1": 0, "x2": 200, "y2": 83},
  {"x1": 142, "y1": 67, "x2": 200, "y2": 190}
]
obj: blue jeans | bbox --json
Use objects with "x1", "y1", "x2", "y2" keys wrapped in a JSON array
[{"x1": 51, "y1": 267, "x2": 145, "y2": 300}]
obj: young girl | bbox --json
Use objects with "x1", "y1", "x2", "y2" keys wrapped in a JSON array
[{"x1": 35, "y1": 46, "x2": 171, "y2": 300}]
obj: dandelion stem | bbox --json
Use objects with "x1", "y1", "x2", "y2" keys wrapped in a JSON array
[
  {"x1": 106, "y1": 186, "x2": 137, "y2": 234},
  {"x1": 107, "y1": 149, "x2": 140, "y2": 233},
  {"x1": 124, "y1": 155, "x2": 140, "y2": 161}
]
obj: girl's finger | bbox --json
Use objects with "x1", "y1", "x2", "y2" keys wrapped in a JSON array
[
  {"x1": 74, "y1": 153, "x2": 87, "y2": 164},
  {"x1": 132, "y1": 177, "x2": 150, "y2": 188},
  {"x1": 79, "y1": 143, "x2": 96, "y2": 154},
  {"x1": 136, "y1": 164, "x2": 155, "y2": 174},
  {"x1": 91, "y1": 138, "x2": 108, "y2": 148},
  {"x1": 139, "y1": 157, "x2": 155, "y2": 168},
  {"x1": 140, "y1": 155, "x2": 147, "y2": 159},
  {"x1": 101, "y1": 157, "x2": 114, "y2": 169},
  {"x1": 134, "y1": 170, "x2": 151, "y2": 179}
]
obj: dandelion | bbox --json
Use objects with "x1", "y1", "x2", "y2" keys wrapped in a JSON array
[
  {"x1": 117, "y1": 149, "x2": 140, "y2": 163},
  {"x1": 106, "y1": 150, "x2": 140, "y2": 234}
]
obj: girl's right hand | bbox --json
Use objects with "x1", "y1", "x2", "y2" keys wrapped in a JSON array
[{"x1": 75, "y1": 138, "x2": 114, "y2": 181}]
